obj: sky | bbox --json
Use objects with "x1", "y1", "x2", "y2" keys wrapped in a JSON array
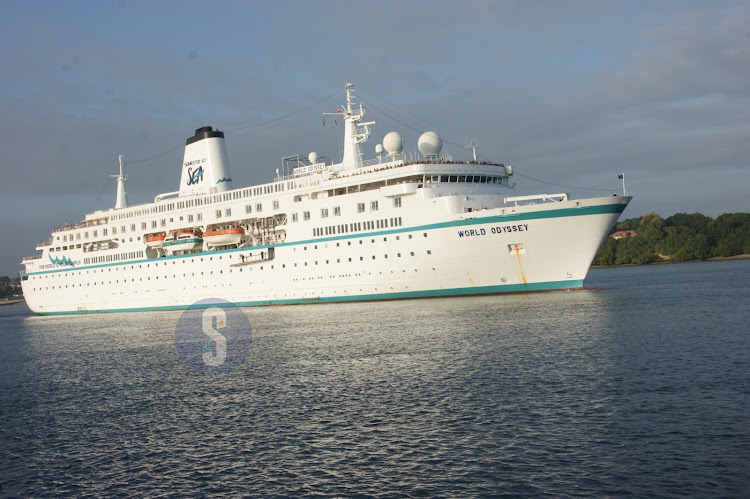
[{"x1": 1, "y1": 0, "x2": 748, "y2": 276}]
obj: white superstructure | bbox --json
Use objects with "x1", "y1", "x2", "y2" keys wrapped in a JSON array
[{"x1": 20, "y1": 83, "x2": 631, "y2": 314}]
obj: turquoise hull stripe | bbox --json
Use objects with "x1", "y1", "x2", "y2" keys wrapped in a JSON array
[
  {"x1": 22, "y1": 201, "x2": 626, "y2": 277},
  {"x1": 35, "y1": 279, "x2": 586, "y2": 315}
]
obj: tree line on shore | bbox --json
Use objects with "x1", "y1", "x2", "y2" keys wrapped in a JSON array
[
  {"x1": 0, "y1": 276, "x2": 21, "y2": 299},
  {"x1": 594, "y1": 212, "x2": 750, "y2": 266}
]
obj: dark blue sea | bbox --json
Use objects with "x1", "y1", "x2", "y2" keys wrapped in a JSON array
[{"x1": 1, "y1": 260, "x2": 749, "y2": 497}]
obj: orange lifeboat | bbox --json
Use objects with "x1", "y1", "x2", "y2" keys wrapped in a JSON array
[
  {"x1": 203, "y1": 226, "x2": 245, "y2": 247},
  {"x1": 145, "y1": 233, "x2": 166, "y2": 248}
]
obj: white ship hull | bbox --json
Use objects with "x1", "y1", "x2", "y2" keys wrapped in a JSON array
[
  {"x1": 20, "y1": 83, "x2": 631, "y2": 314},
  {"x1": 21, "y1": 194, "x2": 629, "y2": 315}
]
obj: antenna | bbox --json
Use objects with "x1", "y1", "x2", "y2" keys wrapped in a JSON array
[{"x1": 466, "y1": 139, "x2": 478, "y2": 162}]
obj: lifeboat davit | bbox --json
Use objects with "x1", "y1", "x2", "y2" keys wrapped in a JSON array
[
  {"x1": 145, "y1": 233, "x2": 166, "y2": 248},
  {"x1": 163, "y1": 229, "x2": 203, "y2": 253},
  {"x1": 203, "y1": 227, "x2": 245, "y2": 247}
]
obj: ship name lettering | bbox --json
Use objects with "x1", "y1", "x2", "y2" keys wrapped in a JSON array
[{"x1": 457, "y1": 224, "x2": 529, "y2": 238}]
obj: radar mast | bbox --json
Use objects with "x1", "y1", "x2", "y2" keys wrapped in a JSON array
[{"x1": 325, "y1": 83, "x2": 374, "y2": 169}]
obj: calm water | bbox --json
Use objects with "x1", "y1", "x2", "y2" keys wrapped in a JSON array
[{"x1": 1, "y1": 260, "x2": 748, "y2": 497}]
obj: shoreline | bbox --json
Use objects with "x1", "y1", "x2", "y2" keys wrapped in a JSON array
[
  {"x1": 0, "y1": 298, "x2": 25, "y2": 306},
  {"x1": 592, "y1": 253, "x2": 750, "y2": 268}
]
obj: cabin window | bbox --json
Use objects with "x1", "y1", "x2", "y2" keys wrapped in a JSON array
[
  {"x1": 225, "y1": 208, "x2": 231, "y2": 217},
  {"x1": 441, "y1": 175, "x2": 449, "y2": 182},
  {"x1": 161, "y1": 219, "x2": 166, "y2": 227},
  {"x1": 256, "y1": 203, "x2": 262, "y2": 212},
  {"x1": 245, "y1": 205, "x2": 252, "y2": 214},
  {"x1": 273, "y1": 200, "x2": 280, "y2": 210},
  {"x1": 393, "y1": 197, "x2": 402, "y2": 208},
  {"x1": 333, "y1": 206, "x2": 341, "y2": 216},
  {"x1": 292, "y1": 213, "x2": 298, "y2": 222},
  {"x1": 197, "y1": 213, "x2": 203, "y2": 222},
  {"x1": 216, "y1": 210, "x2": 222, "y2": 219},
  {"x1": 321, "y1": 208, "x2": 329, "y2": 218},
  {"x1": 371, "y1": 201, "x2": 378, "y2": 211},
  {"x1": 93, "y1": 230, "x2": 98, "y2": 237},
  {"x1": 103, "y1": 228, "x2": 108, "y2": 236},
  {"x1": 303, "y1": 211, "x2": 310, "y2": 221},
  {"x1": 188, "y1": 214, "x2": 193, "y2": 223},
  {"x1": 357, "y1": 202, "x2": 365, "y2": 213},
  {"x1": 449, "y1": 175, "x2": 458, "y2": 182}
]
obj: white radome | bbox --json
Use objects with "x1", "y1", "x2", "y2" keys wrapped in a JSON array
[
  {"x1": 382, "y1": 131, "x2": 403, "y2": 155},
  {"x1": 418, "y1": 131, "x2": 443, "y2": 158},
  {"x1": 308, "y1": 151, "x2": 318, "y2": 164},
  {"x1": 375, "y1": 144, "x2": 384, "y2": 155}
]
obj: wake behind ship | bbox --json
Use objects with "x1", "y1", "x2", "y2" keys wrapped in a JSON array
[{"x1": 21, "y1": 83, "x2": 631, "y2": 314}]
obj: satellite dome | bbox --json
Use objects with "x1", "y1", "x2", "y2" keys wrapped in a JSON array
[
  {"x1": 375, "y1": 144, "x2": 384, "y2": 155},
  {"x1": 382, "y1": 132, "x2": 403, "y2": 155},
  {"x1": 308, "y1": 152, "x2": 318, "y2": 164},
  {"x1": 418, "y1": 131, "x2": 443, "y2": 158}
]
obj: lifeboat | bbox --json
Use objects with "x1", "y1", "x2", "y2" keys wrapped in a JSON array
[
  {"x1": 203, "y1": 226, "x2": 245, "y2": 247},
  {"x1": 163, "y1": 229, "x2": 203, "y2": 253},
  {"x1": 145, "y1": 233, "x2": 166, "y2": 248}
]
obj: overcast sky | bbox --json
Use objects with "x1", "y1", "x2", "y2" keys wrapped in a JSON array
[{"x1": 1, "y1": 0, "x2": 748, "y2": 276}]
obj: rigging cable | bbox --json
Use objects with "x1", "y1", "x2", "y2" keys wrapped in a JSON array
[
  {"x1": 86, "y1": 88, "x2": 343, "y2": 212},
  {"x1": 85, "y1": 163, "x2": 119, "y2": 214},
  {"x1": 360, "y1": 94, "x2": 617, "y2": 193},
  {"x1": 125, "y1": 88, "x2": 344, "y2": 167}
]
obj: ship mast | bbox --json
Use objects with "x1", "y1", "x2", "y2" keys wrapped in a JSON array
[
  {"x1": 112, "y1": 154, "x2": 128, "y2": 209},
  {"x1": 326, "y1": 83, "x2": 374, "y2": 169}
]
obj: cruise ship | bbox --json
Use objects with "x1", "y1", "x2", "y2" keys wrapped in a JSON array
[{"x1": 20, "y1": 83, "x2": 631, "y2": 314}]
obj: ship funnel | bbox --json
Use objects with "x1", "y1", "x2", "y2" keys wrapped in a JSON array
[{"x1": 179, "y1": 126, "x2": 233, "y2": 196}]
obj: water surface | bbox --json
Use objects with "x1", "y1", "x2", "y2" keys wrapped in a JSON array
[{"x1": 1, "y1": 260, "x2": 748, "y2": 496}]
